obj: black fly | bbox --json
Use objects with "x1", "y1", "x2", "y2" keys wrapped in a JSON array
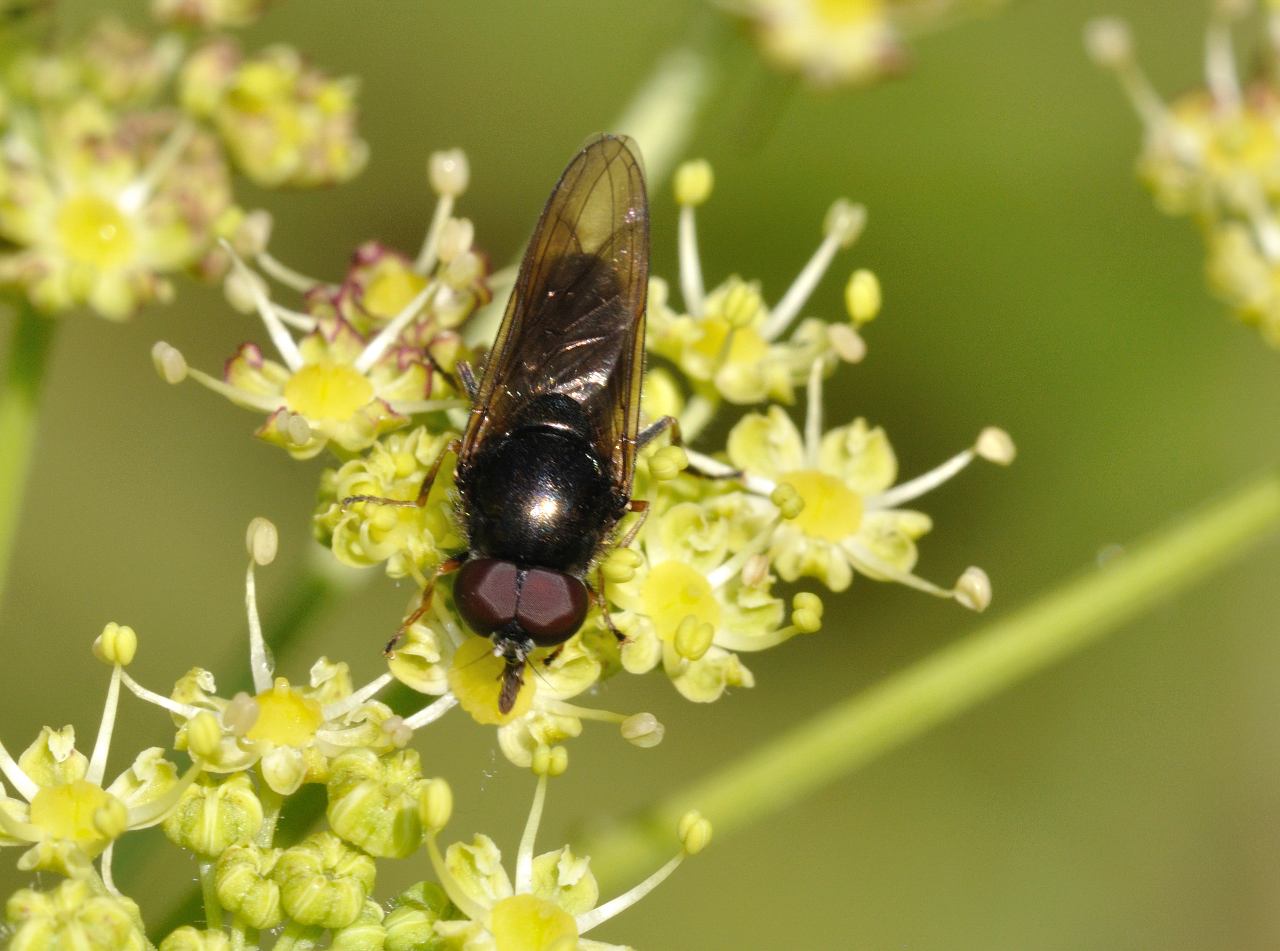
[{"x1": 347, "y1": 134, "x2": 671, "y2": 713}]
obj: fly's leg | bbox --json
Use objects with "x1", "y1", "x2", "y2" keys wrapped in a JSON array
[
  {"x1": 592, "y1": 566, "x2": 627, "y2": 644},
  {"x1": 456, "y1": 360, "x2": 479, "y2": 401},
  {"x1": 385, "y1": 555, "x2": 466, "y2": 654},
  {"x1": 615, "y1": 498, "x2": 650, "y2": 551},
  {"x1": 636, "y1": 415, "x2": 742, "y2": 480},
  {"x1": 343, "y1": 437, "x2": 461, "y2": 510}
]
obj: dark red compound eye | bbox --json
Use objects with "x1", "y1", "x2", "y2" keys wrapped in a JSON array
[
  {"x1": 516, "y1": 568, "x2": 589, "y2": 646},
  {"x1": 454, "y1": 558, "x2": 519, "y2": 636}
]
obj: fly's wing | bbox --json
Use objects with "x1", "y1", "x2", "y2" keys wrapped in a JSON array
[{"x1": 462, "y1": 134, "x2": 648, "y2": 494}]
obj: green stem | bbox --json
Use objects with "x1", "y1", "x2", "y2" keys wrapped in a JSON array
[
  {"x1": 0, "y1": 300, "x2": 56, "y2": 605},
  {"x1": 582, "y1": 470, "x2": 1280, "y2": 888},
  {"x1": 198, "y1": 860, "x2": 223, "y2": 931}
]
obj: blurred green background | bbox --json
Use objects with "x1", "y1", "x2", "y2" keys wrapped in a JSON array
[{"x1": 3, "y1": 1, "x2": 1279, "y2": 947}]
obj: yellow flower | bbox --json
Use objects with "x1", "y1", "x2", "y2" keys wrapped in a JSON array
[
  {"x1": 727, "y1": 0, "x2": 1007, "y2": 88},
  {"x1": 120, "y1": 519, "x2": 404, "y2": 795},
  {"x1": 153, "y1": 0, "x2": 276, "y2": 29},
  {"x1": 720, "y1": 361, "x2": 1012, "y2": 607},
  {"x1": 0, "y1": 625, "x2": 198, "y2": 879},
  {"x1": 155, "y1": 150, "x2": 486, "y2": 457},
  {"x1": 608, "y1": 500, "x2": 818, "y2": 703},
  {"x1": 424, "y1": 769, "x2": 709, "y2": 950},
  {"x1": 649, "y1": 160, "x2": 872, "y2": 419},
  {"x1": 1086, "y1": 9, "x2": 1280, "y2": 347},
  {"x1": 0, "y1": 97, "x2": 234, "y2": 319},
  {"x1": 315, "y1": 425, "x2": 464, "y2": 579},
  {"x1": 180, "y1": 39, "x2": 367, "y2": 188}
]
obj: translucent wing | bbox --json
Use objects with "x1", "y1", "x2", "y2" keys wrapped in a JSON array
[{"x1": 461, "y1": 134, "x2": 648, "y2": 494}]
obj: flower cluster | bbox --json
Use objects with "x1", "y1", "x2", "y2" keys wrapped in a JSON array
[
  {"x1": 1, "y1": 521, "x2": 705, "y2": 949},
  {"x1": 1087, "y1": 5, "x2": 1280, "y2": 346},
  {"x1": 154, "y1": 148, "x2": 482, "y2": 459},
  {"x1": 721, "y1": 0, "x2": 1009, "y2": 88},
  {"x1": 214, "y1": 154, "x2": 1014, "y2": 767},
  {"x1": 0, "y1": 10, "x2": 364, "y2": 320}
]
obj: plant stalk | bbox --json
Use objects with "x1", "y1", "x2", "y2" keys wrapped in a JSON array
[
  {"x1": 0, "y1": 300, "x2": 56, "y2": 608},
  {"x1": 582, "y1": 470, "x2": 1280, "y2": 888}
]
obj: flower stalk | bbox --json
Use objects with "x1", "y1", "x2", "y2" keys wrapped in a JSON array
[
  {"x1": 581, "y1": 469, "x2": 1280, "y2": 889},
  {"x1": 0, "y1": 300, "x2": 57, "y2": 605}
]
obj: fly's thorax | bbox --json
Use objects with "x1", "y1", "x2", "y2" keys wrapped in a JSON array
[{"x1": 459, "y1": 420, "x2": 620, "y2": 573}]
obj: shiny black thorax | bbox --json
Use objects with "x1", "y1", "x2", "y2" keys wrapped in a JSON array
[{"x1": 455, "y1": 394, "x2": 625, "y2": 575}]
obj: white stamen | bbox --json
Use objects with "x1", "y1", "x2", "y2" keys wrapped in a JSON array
[
  {"x1": 414, "y1": 194, "x2": 455, "y2": 275},
  {"x1": 542, "y1": 700, "x2": 625, "y2": 723},
  {"x1": 678, "y1": 204, "x2": 706, "y2": 317},
  {"x1": 222, "y1": 241, "x2": 303, "y2": 371},
  {"x1": 402, "y1": 693, "x2": 458, "y2": 731},
  {"x1": 868, "y1": 448, "x2": 976, "y2": 510},
  {"x1": 322, "y1": 673, "x2": 393, "y2": 720},
  {"x1": 186, "y1": 366, "x2": 284, "y2": 414},
  {"x1": 0, "y1": 808, "x2": 42, "y2": 843},
  {"x1": 101, "y1": 842, "x2": 119, "y2": 895},
  {"x1": 119, "y1": 671, "x2": 203, "y2": 718},
  {"x1": 804, "y1": 359, "x2": 823, "y2": 468},
  {"x1": 1205, "y1": 5, "x2": 1244, "y2": 112},
  {"x1": 0, "y1": 738, "x2": 39, "y2": 801},
  {"x1": 256, "y1": 251, "x2": 326, "y2": 294},
  {"x1": 576, "y1": 853, "x2": 685, "y2": 934},
  {"x1": 268, "y1": 305, "x2": 316, "y2": 333},
  {"x1": 86, "y1": 664, "x2": 122, "y2": 786},
  {"x1": 426, "y1": 835, "x2": 490, "y2": 923},
  {"x1": 118, "y1": 119, "x2": 195, "y2": 215},
  {"x1": 514, "y1": 773, "x2": 547, "y2": 894},
  {"x1": 354, "y1": 282, "x2": 439, "y2": 374},
  {"x1": 245, "y1": 560, "x2": 274, "y2": 695},
  {"x1": 762, "y1": 202, "x2": 866, "y2": 340},
  {"x1": 126, "y1": 762, "x2": 203, "y2": 828},
  {"x1": 846, "y1": 542, "x2": 965, "y2": 602},
  {"x1": 684, "y1": 448, "x2": 775, "y2": 495}
]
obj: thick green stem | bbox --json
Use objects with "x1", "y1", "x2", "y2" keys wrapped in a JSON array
[
  {"x1": 0, "y1": 300, "x2": 56, "y2": 605},
  {"x1": 582, "y1": 470, "x2": 1280, "y2": 888},
  {"x1": 198, "y1": 860, "x2": 223, "y2": 931}
]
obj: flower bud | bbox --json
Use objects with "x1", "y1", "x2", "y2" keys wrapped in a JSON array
[
  {"x1": 214, "y1": 844, "x2": 283, "y2": 930},
  {"x1": 163, "y1": 774, "x2": 263, "y2": 857},
  {"x1": 327, "y1": 748, "x2": 431, "y2": 858},
  {"x1": 273, "y1": 832, "x2": 377, "y2": 930}
]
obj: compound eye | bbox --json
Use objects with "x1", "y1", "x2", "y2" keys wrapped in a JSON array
[
  {"x1": 454, "y1": 559, "x2": 519, "y2": 636},
  {"x1": 516, "y1": 568, "x2": 589, "y2": 647}
]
